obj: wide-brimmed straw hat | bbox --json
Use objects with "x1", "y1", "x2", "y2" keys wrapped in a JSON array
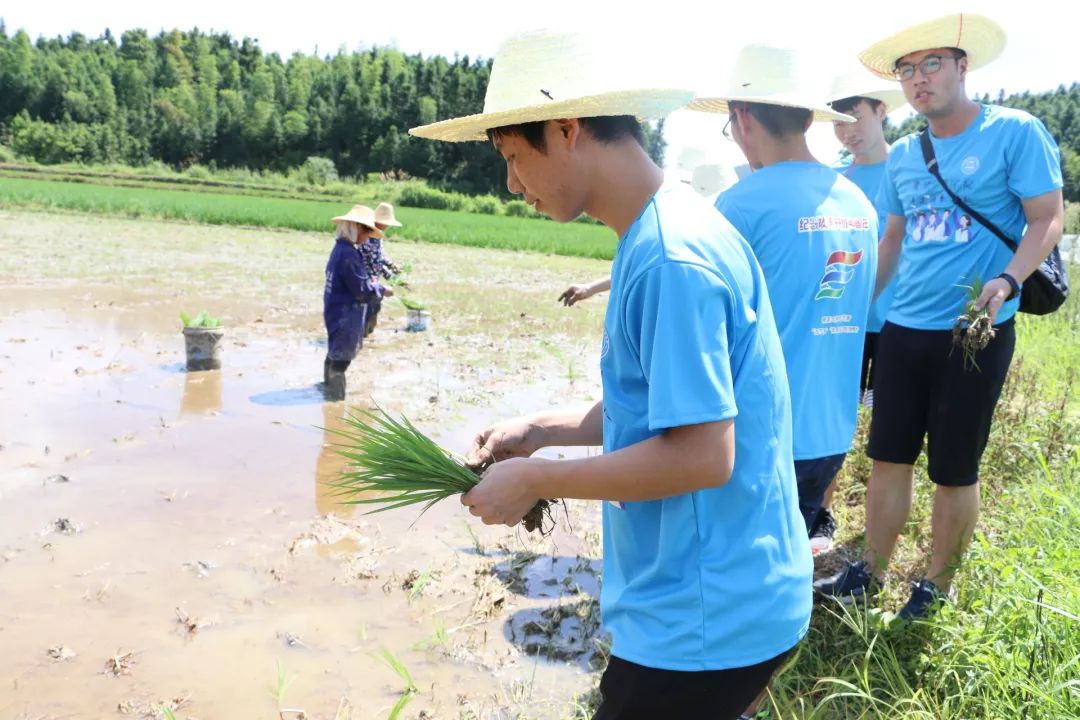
[
  {"x1": 827, "y1": 70, "x2": 908, "y2": 113},
  {"x1": 409, "y1": 29, "x2": 695, "y2": 142},
  {"x1": 689, "y1": 45, "x2": 854, "y2": 123},
  {"x1": 374, "y1": 202, "x2": 403, "y2": 228},
  {"x1": 858, "y1": 13, "x2": 1006, "y2": 80},
  {"x1": 331, "y1": 205, "x2": 383, "y2": 238}
]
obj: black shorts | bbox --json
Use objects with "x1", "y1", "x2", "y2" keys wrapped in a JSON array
[
  {"x1": 867, "y1": 319, "x2": 1015, "y2": 486},
  {"x1": 591, "y1": 649, "x2": 792, "y2": 720},
  {"x1": 860, "y1": 331, "x2": 880, "y2": 394}
]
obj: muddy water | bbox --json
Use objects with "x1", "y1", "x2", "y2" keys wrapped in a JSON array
[{"x1": 0, "y1": 218, "x2": 608, "y2": 720}]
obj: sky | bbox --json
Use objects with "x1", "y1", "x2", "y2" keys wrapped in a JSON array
[{"x1": 4, "y1": 1, "x2": 1076, "y2": 173}]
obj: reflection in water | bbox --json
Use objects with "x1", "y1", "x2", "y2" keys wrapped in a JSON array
[
  {"x1": 180, "y1": 370, "x2": 223, "y2": 414},
  {"x1": 314, "y1": 403, "x2": 356, "y2": 518}
]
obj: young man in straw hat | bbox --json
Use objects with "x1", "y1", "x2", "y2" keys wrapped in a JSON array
[
  {"x1": 805, "y1": 71, "x2": 909, "y2": 555},
  {"x1": 359, "y1": 201, "x2": 403, "y2": 337},
  {"x1": 410, "y1": 29, "x2": 810, "y2": 719},
  {"x1": 323, "y1": 204, "x2": 384, "y2": 401},
  {"x1": 815, "y1": 13, "x2": 1065, "y2": 621},
  {"x1": 690, "y1": 44, "x2": 879, "y2": 553}
]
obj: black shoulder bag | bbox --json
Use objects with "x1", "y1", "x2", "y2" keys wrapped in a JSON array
[{"x1": 919, "y1": 130, "x2": 1069, "y2": 315}]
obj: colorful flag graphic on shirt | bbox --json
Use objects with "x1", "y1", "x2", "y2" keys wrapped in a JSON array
[{"x1": 815, "y1": 250, "x2": 864, "y2": 300}]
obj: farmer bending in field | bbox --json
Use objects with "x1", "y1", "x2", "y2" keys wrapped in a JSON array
[
  {"x1": 815, "y1": 13, "x2": 1065, "y2": 621},
  {"x1": 322, "y1": 204, "x2": 384, "y2": 401},
  {"x1": 410, "y1": 29, "x2": 811, "y2": 719},
  {"x1": 360, "y1": 201, "x2": 404, "y2": 337}
]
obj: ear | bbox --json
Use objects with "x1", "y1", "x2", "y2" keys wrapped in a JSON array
[
  {"x1": 551, "y1": 118, "x2": 582, "y2": 151},
  {"x1": 956, "y1": 55, "x2": 968, "y2": 81},
  {"x1": 875, "y1": 101, "x2": 888, "y2": 122},
  {"x1": 732, "y1": 106, "x2": 750, "y2": 137}
]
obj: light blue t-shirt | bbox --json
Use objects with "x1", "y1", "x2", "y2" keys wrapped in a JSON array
[
  {"x1": 716, "y1": 162, "x2": 877, "y2": 460},
  {"x1": 837, "y1": 160, "x2": 895, "y2": 332},
  {"x1": 882, "y1": 104, "x2": 1063, "y2": 330},
  {"x1": 600, "y1": 184, "x2": 811, "y2": 672}
]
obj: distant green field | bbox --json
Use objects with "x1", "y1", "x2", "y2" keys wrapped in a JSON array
[{"x1": 0, "y1": 175, "x2": 618, "y2": 259}]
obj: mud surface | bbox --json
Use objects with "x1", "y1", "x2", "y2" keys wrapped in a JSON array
[{"x1": 0, "y1": 210, "x2": 613, "y2": 719}]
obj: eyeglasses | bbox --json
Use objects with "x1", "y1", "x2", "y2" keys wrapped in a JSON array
[
  {"x1": 722, "y1": 117, "x2": 733, "y2": 140},
  {"x1": 894, "y1": 53, "x2": 961, "y2": 81}
]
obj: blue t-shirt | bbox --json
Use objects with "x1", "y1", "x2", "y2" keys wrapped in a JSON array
[
  {"x1": 837, "y1": 160, "x2": 895, "y2": 333},
  {"x1": 600, "y1": 184, "x2": 811, "y2": 672},
  {"x1": 882, "y1": 104, "x2": 1063, "y2": 330},
  {"x1": 716, "y1": 162, "x2": 877, "y2": 460}
]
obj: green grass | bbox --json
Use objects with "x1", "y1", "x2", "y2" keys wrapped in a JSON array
[
  {"x1": 755, "y1": 287, "x2": 1080, "y2": 720},
  {"x1": 0, "y1": 175, "x2": 618, "y2": 259}
]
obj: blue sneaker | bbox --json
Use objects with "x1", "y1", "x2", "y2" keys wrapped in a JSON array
[
  {"x1": 813, "y1": 560, "x2": 881, "y2": 605},
  {"x1": 897, "y1": 579, "x2": 948, "y2": 621}
]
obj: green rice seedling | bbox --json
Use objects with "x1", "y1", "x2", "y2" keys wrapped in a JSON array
[
  {"x1": 328, "y1": 405, "x2": 553, "y2": 533},
  {"x1": 380, "y1": 647, "x2": 418, "y2": 720},
  {"x1": 951, "y1": 276, "x2": 996, "y2": 370},
  {"x1": 180, "y1": 310, "x2": 222, "y2": 329},
  {"x1": 464, "y1": 520, "x2": 486, "y2": 556},
  {"x1": 271, "y1": 659, "x2": 294, "y2": 705},
  {"x1": 398, "y1": 297, "x2": 427, "y2": 311}
]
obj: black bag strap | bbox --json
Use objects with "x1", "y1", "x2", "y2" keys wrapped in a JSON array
[{"x1": 918, "y1": 130, "x2": 1019, "y2": 253}]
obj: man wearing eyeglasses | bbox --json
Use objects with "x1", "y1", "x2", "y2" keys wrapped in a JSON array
[{"x1": 815, "y1": 14, "x2": 1065, "y2": 621}]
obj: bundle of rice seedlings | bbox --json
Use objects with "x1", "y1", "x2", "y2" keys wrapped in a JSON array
[
  {"x1": 328, "y1": 406, "x2": 552, "y2": 533},
  {"x1": 951, "y1": 276, "x2": 997, "y2": 371}
]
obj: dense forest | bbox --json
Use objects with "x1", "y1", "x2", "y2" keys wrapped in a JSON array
[
  {"x1": 0, "y1": 25, "x2": 1073, "y2": 199},
  {"x1": 0, "y1": 25, "x2": 664, "y2": 196}
]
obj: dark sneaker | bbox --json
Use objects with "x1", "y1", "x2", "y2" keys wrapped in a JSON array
[
  {"x1": 897, "y1": 579, "x2": 948, "y2": 622},
  {"x1": 813, "y1": 560, "x2": 881, "y2": 605},
  {"x1": 808, "y1": 508, "x2": 838, "y2": 555}
]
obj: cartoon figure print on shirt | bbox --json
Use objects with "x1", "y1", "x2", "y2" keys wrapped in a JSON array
[{"x1": 907, "y1": 177, "x2": 977, "y2": 244}]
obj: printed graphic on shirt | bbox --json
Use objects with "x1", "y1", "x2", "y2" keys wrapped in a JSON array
[
  {"x1": 797, "y1": 216, "x2": 871, "y2": 233},
  {"x1": 907, "y1": 194, "x2": 974, "y2": 245},
  {"x1": 815, "y1": 250, "x2": 864, "y2": 300}
]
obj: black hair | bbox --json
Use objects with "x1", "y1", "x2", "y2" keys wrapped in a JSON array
[
  {"x1": 486, "y1": 115, "x2": 645, "y2": 153},
  {"x1": 730, "y1": 101, "x2": 812, "y2": 138},
  {"x1": 828, "y1": 96, "x2": 885, "y2": 116}
]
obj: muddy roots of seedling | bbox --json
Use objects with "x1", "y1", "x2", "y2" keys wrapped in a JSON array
[
  {"x1": 952, "y1": 303, "x2": 996, "y2": 371},
  {"x1": 469, "y1": 461, "x2": 557, "y2": 536},
  {"x1": 522, "y1": 499, "x2": 556, "y2": 535}
]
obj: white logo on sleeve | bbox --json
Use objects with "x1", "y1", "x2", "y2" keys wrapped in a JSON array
[
  {"x1": 600, "y1": 330, "x2": 611, "y2": 359},
  {"x1": 961, "y1": 156, "x2": 980, "y2": 175}
]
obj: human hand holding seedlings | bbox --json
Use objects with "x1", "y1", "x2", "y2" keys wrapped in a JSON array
[
  {"x1": 462, "y1": 457, "x2": 551, "y2": 527},
  {"x1": 953, "y1": 276, "x2": 999, "y2": 370},
  {"x1": 974, "y1": 276, "x2": 1011, "y2": 324},
  {"x1": 382, "y1": 285, "x2": 395, "y2": 297},
  {"x1": 465, "y1": 417, "x2": 545, "y2": 470}
]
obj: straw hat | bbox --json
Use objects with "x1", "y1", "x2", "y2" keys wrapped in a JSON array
[
  {"x1": 689, "y1": 45, "x2": 854, "y2": 123},
  {"x1": 374, "y1": 202, "x2": 403, "y2": 227},
  {"x1": 331, "y1": 205, "x2": 383, "y2": 238},
  {"x1": 858, "y1": 13, "x2": 1006, "y2": 80},
  {"x1": 409, "y1": 29, "x2": 695, "y2": 142},
  {"x1": 691, "y1": 163, "x2": 739, "y2": 197},
  {"x1": 827, "y1": 70, "x2": 908, "y2": 113}
]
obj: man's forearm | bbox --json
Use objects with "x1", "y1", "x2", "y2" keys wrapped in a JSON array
[
  {"x1": 1005, "y1": 216, "x2": 1063, "y2": 283},
  {"x1": 529, "y1": 401, "x2": 604, "y2": 448},
  {"x1": 530, "y1": 420, "x2": 734, "y2": 503}
]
